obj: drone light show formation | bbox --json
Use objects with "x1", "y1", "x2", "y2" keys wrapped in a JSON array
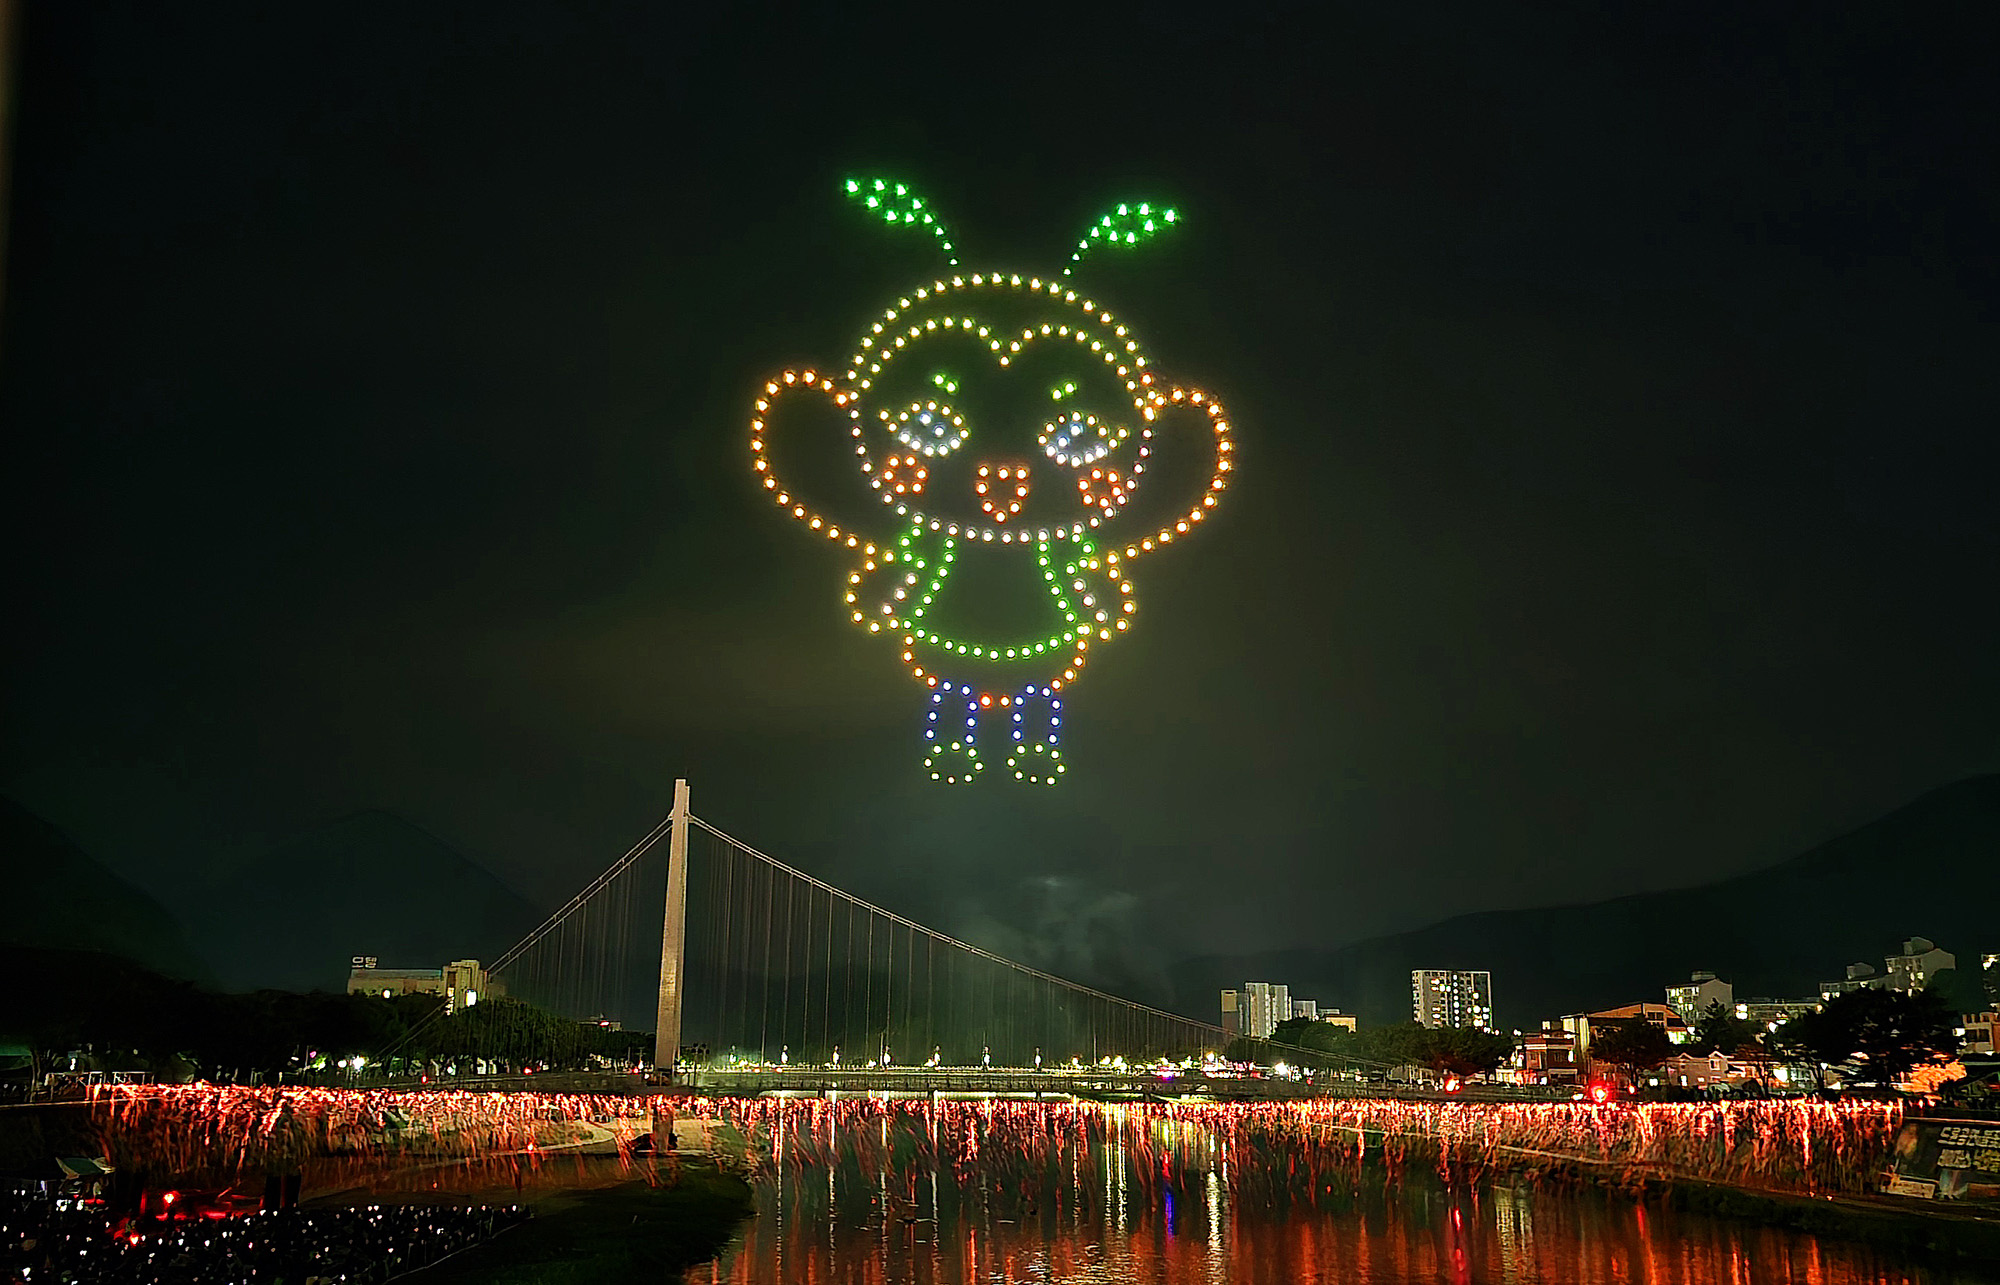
[{"x1": 749, "y1": 178, "x2": 1235, "y2": 784}]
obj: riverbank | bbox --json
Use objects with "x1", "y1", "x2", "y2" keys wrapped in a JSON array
[
  {"x1": 398, "y1": 1161, "x2": 755, "y2": 1285},
  {"x1": 1345, "y1": 1111, "x2": 2000, "y2": 1266},
  {"x1": 1411, "y1": 1146, "x2": 2000, "y2": 1267},
  {"x1": 32, "y1": 1086, "x2": 1991, "y2": 1280},
  {"x1": 1643, "y1": 1175, "x2": 2000, "y2": 1267}
]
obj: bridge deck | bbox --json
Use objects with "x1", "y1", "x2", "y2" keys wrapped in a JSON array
[{"x1": 381, "y1": 1068, "x2": 1572, "y2": 1104}]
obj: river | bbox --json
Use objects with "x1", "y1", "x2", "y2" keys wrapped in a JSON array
[{"x1": 690, "y1": 1102, "x2": 1998, "y2": 1285}]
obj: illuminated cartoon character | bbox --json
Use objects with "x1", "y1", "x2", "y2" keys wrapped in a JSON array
[{"x1": 750, "y1": 178, "x2": 1234, "y2": 783}]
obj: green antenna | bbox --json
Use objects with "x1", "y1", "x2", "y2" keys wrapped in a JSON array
[
  {"x1": 1063, "y1": 201, "x2": 1179, "y2": 276},
  {"x1": 842, "y1": 177, "x2": 959, "y2": 267}
]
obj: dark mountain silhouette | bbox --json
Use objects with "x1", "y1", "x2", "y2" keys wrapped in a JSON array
[
  {"x1": 1173, "y1": 775, "x2": 2000, "y2": 1029},
  {"x1": 192, "y1": 810, "x2": 545, "y2": 992},
  {"x1": 0, "y1": 797, "x2": 213, "y2": 982},
  {"x1": 2, "y1": 800, "x2": 545, "y2": 993}
]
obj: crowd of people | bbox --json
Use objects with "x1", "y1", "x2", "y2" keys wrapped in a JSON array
[{"x1": 2, "y1": 1193, "x2": 526, "y2": 1284}]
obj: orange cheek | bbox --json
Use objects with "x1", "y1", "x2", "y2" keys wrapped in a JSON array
[
  {"x1": 1078, "y1": 467, "x2": 1129, "y2": 517},
  {"x1": 877, "y1": 453, "x2": 928, "y2": 497}
]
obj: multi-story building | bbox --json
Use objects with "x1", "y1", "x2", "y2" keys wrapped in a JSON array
[
  {"x1": 1661, "y1": 1051, "x2": 1741, "y2": 1090},
  {"x1": 1665, "y1": 971, "x2": 1734, "y2": 1023},
  {"x1": 1961, "y1": 1012, "x2": 1997, "y2": 1056},
  {"x1": 1240, "y1": 982, "x2": 1291, "y2": 1039},
  {"x1": 1819, "y1": 939, "x2": 1959, "y2": 1002},
  {"x1": 1224, "y1": 987, "x2": 1352, "y2": 1040},
  {"x1": 1819, "y1": 961, "x2": 1883, "y2": 1002},
  {"x1": 1560, "y1": 1002, "x2": 1689, "y2": 1066},
  {"x1": 1412, "y1": 970, "x2": 1493, "y2": 1030},
  {"x1": 1734, "y1": 997, "x2": 1819, "y2": 1031},
  {"x1": 1884, "y1": 937, "x2": 1955, "y2": 993},
  {"x1": 348, "y1": 957, "x2": 494, "y2": 1013},
  {"x1": 1513, "y1": 1027, "x2": 1579, "y2": 1085}
]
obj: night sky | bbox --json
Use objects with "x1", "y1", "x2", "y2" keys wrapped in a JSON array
[{"x1": 4, "y1": 3, "x2": 1995, "y2": 991}]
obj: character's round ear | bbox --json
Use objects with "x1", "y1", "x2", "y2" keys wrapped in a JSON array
[
  {"x1": 1106, "y1": 384, "x2": 1234, "y2": 562},
  {"x1": 843, "y1": 177, "x2": 959, "y2": 267},
  {"x1": 1064, "y1": 201, "x2": 1180, "y2": 277},
  {"x1": 750, "y1": 370, "x2": 882, "y2": 556}
]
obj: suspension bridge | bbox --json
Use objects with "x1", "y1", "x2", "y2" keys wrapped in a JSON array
[{"x1": 456, "y1": 780, "x2": 1240, "y2": 1089}]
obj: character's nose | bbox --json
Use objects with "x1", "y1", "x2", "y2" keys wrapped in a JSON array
[{"x1": 974, "y1": 464, "x2": 1031, "y2": 523}]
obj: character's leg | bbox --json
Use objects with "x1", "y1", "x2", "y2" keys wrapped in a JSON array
[
  {"x1": 922, "y1": 689, "x2": 986, "y2": 785},
  {"x1": 1005, "y1": 691, "x2": 1066, "y2": 785}
]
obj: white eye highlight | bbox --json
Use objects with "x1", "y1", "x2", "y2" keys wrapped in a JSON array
[
  {"x1": 1040, "y1": 411, "x2": 1125, "y2": 467},
  {"x1": 888, "y1": 400, "x2": 968, "y2": 458}
]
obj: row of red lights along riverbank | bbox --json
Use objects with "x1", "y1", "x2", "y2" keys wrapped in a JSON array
[{"x1": 85, "y1": 1084, "x2": 1904, "y2": 1198}]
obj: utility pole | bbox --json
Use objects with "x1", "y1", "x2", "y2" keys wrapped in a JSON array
[{"x1": 652, "y1": 778, "x2": 691, "y2": 1077}]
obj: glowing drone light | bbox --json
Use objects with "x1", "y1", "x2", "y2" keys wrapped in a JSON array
[
  {"x1": 1066, "y1": 202, "x2": 1179, "y2": 274},
  {"x1": 1040, "y1": 411, "x2": 1124, "y2": 468},
  {"x1": 889, "y1": 401, "x2": 969, "y2": 457},
  {"x1": 749, "y1": 177, "x2": 1235, "y2": 784},
  {"x1": 844, "y1": 177, "x2": 959, "y2": 266}
]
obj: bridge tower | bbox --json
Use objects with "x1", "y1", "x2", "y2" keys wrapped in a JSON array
[{"x1": 651, "y1": 778, "x2": 692, "y2": 1076}]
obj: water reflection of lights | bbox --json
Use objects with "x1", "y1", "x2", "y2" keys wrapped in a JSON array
[
  {"x1": 691, "y1": 1100, "x2": 1938, "y2": 1285},
  {"x1": 48, "y1": 1087, "x2": 1961, "y2": 1285},
  {"x1": 1204, "y1": 1168, "x2": 1223, "y2": 1280}
]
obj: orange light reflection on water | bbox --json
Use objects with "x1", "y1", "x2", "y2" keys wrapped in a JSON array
[
  {"x1": 700, "y1": 1174, "x2": 1967, "y2": 1285},
  {"x1": 692, "y1": 1103, "x2": 1977, "y2": 1285}
]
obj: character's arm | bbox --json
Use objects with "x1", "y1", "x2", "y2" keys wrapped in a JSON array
[
  {"x1": 1100, "y1": 385, "x2": 1235, "y2": 563},
  {"x1": 750, "y1": 369, "x2": 886, "y2": 557}
]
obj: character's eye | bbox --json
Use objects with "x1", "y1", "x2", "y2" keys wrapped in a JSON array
[
  {"x1": 1049, "y1": 381, "x2": 1079, "y2": 402},
  {"x1": 887, "y1": 400, "x2": 968, "y2": 458},
  {"x1": 1040, "y1": 410, "x2": 1121, "y2": 467},
  {"x1": 931, "y1": 372, "x2": 960, "y2": 396}
]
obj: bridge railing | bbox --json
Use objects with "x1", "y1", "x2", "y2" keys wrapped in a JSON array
[{"x1": 683, "y1": 1066, "x2": 1576, "y2": 1103}]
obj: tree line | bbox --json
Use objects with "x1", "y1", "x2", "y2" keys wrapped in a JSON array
[
  {"x1": 2, "y1": 946, "x2": 650, "y2": 1088},
  {"x1": 1579, "y1": 984, "x2": 1972, "y2": 1092},
  {"x1": 1226, "y1": 1018, "x2": 1518, "y2": 1079},
  {"x1": 1215, "y1": 960, "x2": 1990, "y2": 1095}
]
